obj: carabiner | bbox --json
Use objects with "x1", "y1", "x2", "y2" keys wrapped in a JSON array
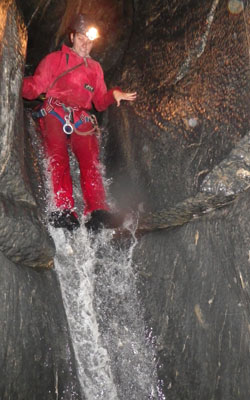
[{"x1": 63, "y1": 115, "x2": 74, "y2": 135}]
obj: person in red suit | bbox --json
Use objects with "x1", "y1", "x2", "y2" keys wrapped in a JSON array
[{"x1": 22, "y1": 14, "x2": 136, "y2": 232}]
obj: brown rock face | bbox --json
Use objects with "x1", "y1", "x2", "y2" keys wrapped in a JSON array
[
  {"x1": 0, "y1": 2, "x2": 82, "y2": 399},
  {"x1": 105, "y1": 0, "x2": 250, "y2": 399},
  {"x1": 0, "y1": 0, "x2": 54, "y2": 268},
  {"x1": 107, "y1": 0, "x2": 250, "y2": 212}
]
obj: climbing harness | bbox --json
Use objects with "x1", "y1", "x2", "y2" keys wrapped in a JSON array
[{"x1": 32, "y1": 98, "x2": 100, "y2": 136}]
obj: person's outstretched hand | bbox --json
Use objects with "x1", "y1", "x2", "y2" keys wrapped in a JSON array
[{"x1": 113, "y1": 90, "x2": 137, "y2": 107}]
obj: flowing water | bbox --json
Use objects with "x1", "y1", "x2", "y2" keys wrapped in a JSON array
[{"x1": 51, "y1": 224, "x2": 163, "y2": 399}]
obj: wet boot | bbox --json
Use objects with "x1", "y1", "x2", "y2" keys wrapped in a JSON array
[
  {"x1": 49, "y1": 209, "x2": 80, "y2": 232},
  {"x1": 85, "y1": 209, "x2": 124, "y2": 233}
]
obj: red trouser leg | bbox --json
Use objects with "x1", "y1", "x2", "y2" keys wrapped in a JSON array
[
  {"x1": 42, "y1": 114, "x2": 74, "y2": 210},
  {"x1": 71, "y1": 132, "x2": 109, "y2": 215}
]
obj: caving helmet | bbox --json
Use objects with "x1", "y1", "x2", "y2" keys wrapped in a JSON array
[{"x1": 68, "y1": 13, "x2": 99, "y2": 41}]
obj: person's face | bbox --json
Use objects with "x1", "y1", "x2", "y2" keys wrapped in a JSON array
[{"x1": 71, "y1": 32, "x2": 93, "y2": 57}]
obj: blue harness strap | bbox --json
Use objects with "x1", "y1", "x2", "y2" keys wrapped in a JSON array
[
  {"x1": 49, "y1": 110, "x2": 84, "y2": 129},
  {"x1": 32, "y1": 104, "x2": 93, "y2": 132},
  {"x1": 49, "y1": 110, "x2": 65, "y2": 125},
  {"x1": 75, "y1": 120, "x2": 84, "y2": 128}
]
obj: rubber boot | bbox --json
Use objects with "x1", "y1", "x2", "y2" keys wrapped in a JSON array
[
  {"x1": 85, "y1": 209, "x2": 124, "y2": 233},
  {"x1": 49, "y1": 209, "x2": 80, "y2": 232}
]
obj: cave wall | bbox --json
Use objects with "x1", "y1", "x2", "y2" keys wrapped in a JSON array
[
  {"x1": 136, "y1": 188, "x2": 250, "y2": 399},
  {"x1": 0, "y1": 252, "x2": 82, "y2": 400},
  {"x1": 16, "y1": 0, "x2": 67, "y2": 70},
  {"x1": 0, "y1": 2, "x2": 82, "y2": 398},
  {"x1": 107, "y1": 0, "x2": 250, "y2": 212},
  {"x1": 105, "y1": 0, "x2": 250, "y2": 398},
  {"x1": 0, "y1": 0, "x2": 54, "y2": 268}
]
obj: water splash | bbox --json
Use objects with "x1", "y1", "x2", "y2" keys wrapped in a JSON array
[
  {"x1": 51, "y1": 223, "x2": 163, "y2": 399},
  {"x1": 51, "y1": 227, "x2": 119, "y2": 399}
]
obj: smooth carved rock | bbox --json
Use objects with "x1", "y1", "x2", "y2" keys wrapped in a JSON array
[
  {"x1": 0, "y1": 193, "x2": 54, "y2": 268},
  {"x1": 0, "y1": 3, "x2": 82, "y2": 399},
  {"x1": 201, "y1": 130, "x2": 250, "y2": 195},
  {"x1": 136, "y1": 129, "x2": 250, "y2": 233},
  {"x1": 106, "y1": 1, "x2": 250, "y2": 399},
  {"x1": 0, "y1": 251, "x2": 82, "y2": 400},
  {"x1": 0, "y1": 0, "x2": 54, "y2": 268},
  {"x1": 107, "y1": 0, "x2": 250, "y2": 213},
  {"x1": 134, "y1": 188, "x2": 250, "y2": 400}
]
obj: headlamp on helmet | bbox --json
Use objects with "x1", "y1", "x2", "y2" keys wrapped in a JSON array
[
  {"x1": 85, "y1": 27, "x2": 99, "y2": 41},
  {"x1": 69, "y1": 14, "x2": 99, "y2": 41}
]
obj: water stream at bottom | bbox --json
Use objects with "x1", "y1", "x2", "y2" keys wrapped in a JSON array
[{"x1": 50, "y1": 224, "x2": 164, "y2": 400}]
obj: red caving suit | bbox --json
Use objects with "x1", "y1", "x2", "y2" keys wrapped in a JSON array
[{"x1": 22, "y1": 44, "x2": 119, "y2": 214}]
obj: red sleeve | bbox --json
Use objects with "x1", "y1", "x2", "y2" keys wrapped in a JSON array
[
  {"x1": 92, "y1": 62, "x2": 121, "y2": 111},
  {"x1": 22, "y1": 54, "x2": 53, "y2": 100}
]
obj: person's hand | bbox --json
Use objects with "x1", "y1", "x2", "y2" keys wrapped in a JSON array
[{"x1": 113, "y1": 90, "x2": 137, "y2": 107}]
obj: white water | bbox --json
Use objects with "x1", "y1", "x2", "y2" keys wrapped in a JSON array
[{"x1": 50, "y1": 223, "x2": 163, "y2": 399}]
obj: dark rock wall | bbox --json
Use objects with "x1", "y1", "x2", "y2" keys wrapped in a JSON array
[
  {"x1": 135, "y1": 188, "x2": 250, "y2": 399},
  {"x1": 105, "y1": 0, "x2": 250, "y2": 398},
  {"x1": 16, "y1": 0, "x2": 67, "y2": 69},
  {"x1": 107, "y1": 0, "x2": 250, "y2": 212},
  {"x1": 0, "y1": 0, "x2": 54, "y2": 268},
  {"x1": 0, "y1": 252, "x2": 82, "y2": 400},
  {"x1": 0, "y1": 2, "x2": 82, "y2": 398}
]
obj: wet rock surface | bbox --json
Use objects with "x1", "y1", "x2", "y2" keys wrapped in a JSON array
[
  {"x1": 105, "y1": 0, "x2": 250, "y2": 398},
  {"x1": 135, "y1": 187, "x2": 250, "y2": 399},
  {"x1": 107, "y1": 0, "x2": 250, "y2": 212},
  {"x1": 201, "y1": 129, "x2": 250, "y2": 195},
  {"x1": 0, "y1": 0, "x2": 54, "y2": 268},
  {"x1": 0, "y1": 2, "x2": 82, "y2": 399},
  {"x1": 138, "y1": 130, "x2": 250, "y2": 233},
  {"x1": 0, "y1": 251, "x2": 83, "y2": 400}
]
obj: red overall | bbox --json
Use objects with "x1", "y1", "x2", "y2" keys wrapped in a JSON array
[{"x1": 22, "y1": 45, "x2": 119, "y2": 214}]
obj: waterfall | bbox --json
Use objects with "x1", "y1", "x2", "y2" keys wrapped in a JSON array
[{"x1": 51, "y1": 224, "x2": 164, "y2": 399}]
